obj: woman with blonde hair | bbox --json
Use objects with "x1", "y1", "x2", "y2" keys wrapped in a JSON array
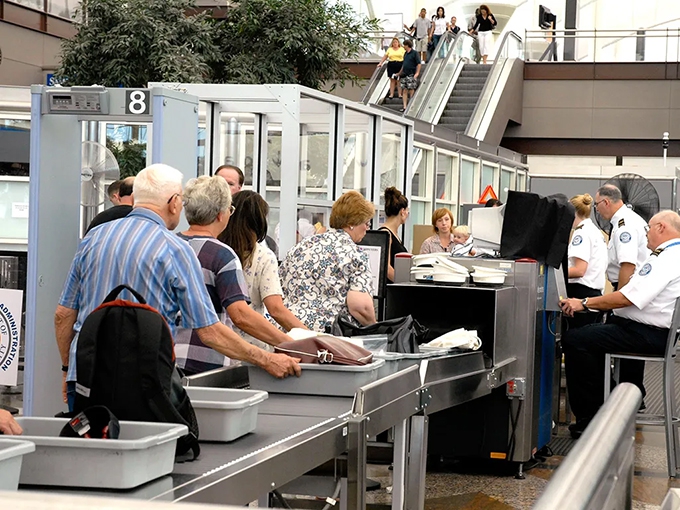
[
  {"x1": 566, "y1": 193, "x2": 607, "y2": 328},
  {"x1": 419, "y1": 207, "x2": 455, "y2": 254},
  {"x1": 280, "y1": 191, "x2": 376, "y2": 332},
  {"x1": 377, "y1": 38, "x2": 405, "y2": 99}
]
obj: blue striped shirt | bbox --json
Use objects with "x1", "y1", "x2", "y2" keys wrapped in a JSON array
[{"x1": 59, "y1": 208, "x2": 219, "y2": 381}]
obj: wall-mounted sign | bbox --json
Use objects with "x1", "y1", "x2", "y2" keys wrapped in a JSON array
[{"x1": 0, "y1": 289, "x2": 22, "y2": 386}]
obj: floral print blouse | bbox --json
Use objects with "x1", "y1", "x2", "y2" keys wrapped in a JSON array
[{"x1": 279, "y1": 229, "x2": 373, "y2": 332}]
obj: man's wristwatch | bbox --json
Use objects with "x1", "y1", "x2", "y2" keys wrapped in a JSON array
[
  {"x1": 61, "y1": 365, "x2": 68, "y2": 373},
  {"x1": 581, "y1": 298, "x2": 591, "y2": 312}
]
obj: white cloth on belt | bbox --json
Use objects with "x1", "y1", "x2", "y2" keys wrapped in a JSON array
[{"x1": 422, "y1": 328, "x2": 482, "y2": 350}]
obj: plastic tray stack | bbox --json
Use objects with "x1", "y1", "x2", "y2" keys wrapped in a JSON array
[
  {"x1": 184, "y1": 386, "x2": 268, "y2": 442},
  {"x1": 14, "y1": 417, "x2": 187, "y2": 489},
  {"x1": 248, "y1": 359, "x2": 386, "y2": 397},
  {"x1": 0, "y1": 439, "x2": 35, "y2": 491}
]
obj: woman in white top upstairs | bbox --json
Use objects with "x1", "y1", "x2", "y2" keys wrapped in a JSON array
[
  {"x1": 566, "y1": 193, "x2": 608, "y2": 329},
  {"x1": 429, "y1": 7, "x2": 449, "y2": 59}
]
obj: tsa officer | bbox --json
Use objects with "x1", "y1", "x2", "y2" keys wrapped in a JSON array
[
  {"x1": 559, "y1": 210, "x2": 680, "y2": 438},
  {"x1": 565, "y1": 193, "x2": 607, "y2": 329},
  {"x1": 594, "y1": 184, "x2": 650, "y2": 290}
]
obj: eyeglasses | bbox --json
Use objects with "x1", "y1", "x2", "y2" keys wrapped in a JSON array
[
  {"x1": 593, "y1": 199, "x2": 606, "y2": 208},
  {"x1": 229, "y1": 205, "x2": 236, "y2": 214},
  {"x1": 645, "y1": 222, "x2": 660, "y2": 233},
  {"x1": 167, "y1": 193, "x2": 182, "y2": 204}
]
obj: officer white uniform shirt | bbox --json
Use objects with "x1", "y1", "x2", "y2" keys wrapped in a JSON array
[
  {"x1": 568, "y1": 218, "x2": 607, "y2": 291},
  {"x1": 606, "y1": 205, "x2": 650, "y2": 285},
  {"x1": 614, "y1": 238, "x2": 680, "y2": 328}
]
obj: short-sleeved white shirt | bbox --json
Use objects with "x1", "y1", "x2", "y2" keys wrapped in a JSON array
[
  {"x1": 433, "y1": 18, "x2": 448, "y2": 35},
  {"x1": 568, "y1": 218, "x2": 607, "y2": 291},
  {"x1": 615, "y1": 238, "x2": 680, "y2": 328},
  {"x1": 238, "y1": 243, "x2": 284, "y2": 351},
  {"x1": 606, "y1": 206, "x2": 650, "y2": 284}
]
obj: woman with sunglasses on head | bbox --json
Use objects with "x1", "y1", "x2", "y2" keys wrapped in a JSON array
[
  {"x1": 279, "y1": 191, "x2": 377, "y2": 332},
  {"x1": 219, "y1": 191, "x2": 307, "y2": 350}
]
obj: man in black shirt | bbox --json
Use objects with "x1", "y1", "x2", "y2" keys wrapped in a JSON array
[
  {"x1": 397, "y1": 39, "x2": 422, "y2": 112},
  {"x1": 86, "y1": 176, "x2": 135, "y2": 234}
]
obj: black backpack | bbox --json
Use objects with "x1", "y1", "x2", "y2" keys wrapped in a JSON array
[{"x1": 74, "y1": 285, "x2": 200, "y2": 460}]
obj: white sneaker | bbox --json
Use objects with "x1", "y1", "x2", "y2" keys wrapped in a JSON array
[{"x1": 421, "y1": 60, "x2": 426, "y2": 64}]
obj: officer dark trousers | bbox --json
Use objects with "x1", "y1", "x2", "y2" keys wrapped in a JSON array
[
  {"x1": 564, "y1": 283, "x2": 603, "y2": 330},
  {"x1": 562, "y1": 317, "x2": 668, "y2": 422}
]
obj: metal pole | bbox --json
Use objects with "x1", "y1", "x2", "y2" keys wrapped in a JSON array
[{"x1": 346, "y1": 416, "x2": 367, "y2": 510}]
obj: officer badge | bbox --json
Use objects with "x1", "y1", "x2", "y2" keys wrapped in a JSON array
[
  {"x1": 618, "y1": 219, "x2": 625, "y2": 227},
  {"x1": 572, "y1": 235, "x2": 583, "y2": 246},
  {"x1": 619, "y1": 232, "x2": 632, "y2": 243},
  {"x1": 639, "y1": 263, "x2": 652, "y2": 276}
]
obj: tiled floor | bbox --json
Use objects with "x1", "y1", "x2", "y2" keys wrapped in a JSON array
[{"x1": 360, "y1": 423, "x2": 679, "y2": 509}]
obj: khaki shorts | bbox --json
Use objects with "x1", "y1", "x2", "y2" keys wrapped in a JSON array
[{"x1": 414, "y1": 37, "x2": 428, "y2": 52}]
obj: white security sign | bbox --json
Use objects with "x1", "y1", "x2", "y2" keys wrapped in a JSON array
[{"x1": 0, "y1": 289, "x2": 22, "y2": 386}]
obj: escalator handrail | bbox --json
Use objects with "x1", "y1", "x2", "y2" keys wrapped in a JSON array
[
  {"x1": 465, "y1": 31, "x2": 523, "y2": 137},
  {"x1": 406, "y1": 30, "x2": 478, "y2": 120},
  {"x1": 360, "y1": 30, "x2": 415, "y2": 105}
]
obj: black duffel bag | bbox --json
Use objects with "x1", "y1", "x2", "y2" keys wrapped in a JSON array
[{"x1": 330, "y1": 315, "x2": 429, "y2": 354}]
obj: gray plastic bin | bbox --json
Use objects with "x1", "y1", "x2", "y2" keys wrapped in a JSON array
[
  {"x1": 248, "y1": 359, "x2": 385, "y2": 397},
  {"x1": 185, "y1": 386, "x2": 268, "y2": 442},
  {"x1": 14, "y1": 417, "x2": 187, "y2": 489},
  {"x1": 0, "y1": 439, "x2": 35, "y2": 491}
]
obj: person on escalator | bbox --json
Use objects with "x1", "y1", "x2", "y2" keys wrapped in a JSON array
[
  {"x1": 429, "y1": 7, "x2": 449, "y2": 59},
  {"x1": 404, "y1": 8, "x2": 431, "y2": 64},
  {"x1": 396, "y1": 39, "x2": 421, "y2": 112},
  {"x1": 449, "y1": 16, "x2": 461, "y2": 36},
  {"x1": 377, "y1": 38, "x2": 405, "y2": 100},
  {"x1": 471, "y1": 4, "x2": 497, "y2": 64}
]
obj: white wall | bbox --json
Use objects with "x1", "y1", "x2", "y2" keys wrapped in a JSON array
[{"x1": 528, "y1": 154, "x2": 680, "y2": 179}]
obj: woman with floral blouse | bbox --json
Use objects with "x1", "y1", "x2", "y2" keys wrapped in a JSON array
[{"x1": 279, "y1": 191, "x2": 377, "y2": 332}]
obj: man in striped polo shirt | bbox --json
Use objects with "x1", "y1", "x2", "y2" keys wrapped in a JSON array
[{"x1": 55, "y1": 164, "x2": 300, "y2": 410}]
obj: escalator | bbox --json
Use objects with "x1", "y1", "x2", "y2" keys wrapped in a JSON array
[{"x1": 362, "y1": 31, "x2": 525, "y2": 146}]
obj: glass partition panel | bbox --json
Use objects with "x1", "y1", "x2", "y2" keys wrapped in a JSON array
[
  {"x1": 197, "y1": 101, "x2": 207, "y2": 176},
  {"x1": 0, "y1": 118, "x2": 30, "y2": 176},
  {"x1": 10, "y1": 0, "x2": 43, "y2": 11},
  {"x1": 380, "y1": 120, "x2": 403, "y2": 203},
  {"x1": 343, "y1": 109, "x2": 371, "y2": 197},
  {"x1": 481, "y1": 163, "x2": 499, "y2": 192},
  {"x1": 0, "y1": 179, "x2": 29, "y2": 240},
  {"x1": 434, "y1": 149, "x2": 458, "y2": 216},
  {"x1": 47, "y1": 0, "x2": 75, "y2": 18},
  {"x1": 219, "y1": 112, "x2": 256, "y2": 187},
  {"x1": 411, "y1": 146, "x2": 433, "y2": 226},
  {"x1": 460, "y1": 157, "x2": 480, "y2": 220},
  {"x1": 500, "y1": 167, "x2": 515, "y2": 203},
  {"x1": 517, "y1": 171, "x2": 527, "y2": 192},
  {"x1": 296, "y1": 205, "x2": 330, "y2": 242},
  {"x1": 299, "y1": 96, "x2": 333, "y2": 200},
  {"x1": 265, "y1": 124, "x2": 282, "y2": 203},
  {"x1": 105, "y1": 123, "x2": 148, "y2": 178},
  {"x1": 268, "y1": 206, "x2": 280, "y2": 257}
]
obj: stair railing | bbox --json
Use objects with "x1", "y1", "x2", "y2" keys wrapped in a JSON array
[
  {"x1": 406, "y1": 30, "x2": 478, "y2": 123},
  {"x1": 466, "y1": 31, "x2": 523, "y2": 139}
]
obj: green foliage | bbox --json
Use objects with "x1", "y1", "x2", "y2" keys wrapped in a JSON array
[
  {"x1": 213, "y1": 0, "x2": 382, "y2": 90},
  {"x1": 107, "y1": 139, "x2": 147, "y2": 178},
  {"x1": 56, "y1": 0, "x2": 219, "y2": 87}
]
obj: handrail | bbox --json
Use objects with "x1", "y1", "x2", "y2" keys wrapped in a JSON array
[
  {"x1": 406, "y1": 30, "x2": 477, "y2": 120},
  {"x1": 466, "y1": 31, "x2": 523, "y2": 138},
  {"x1": 533, "y1": 383, "x2": 641, "y2": 510}
]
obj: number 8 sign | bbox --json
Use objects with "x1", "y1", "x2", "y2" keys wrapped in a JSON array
[{"x1": 125, "y1": 90, "x2": 150, "y2": 115}]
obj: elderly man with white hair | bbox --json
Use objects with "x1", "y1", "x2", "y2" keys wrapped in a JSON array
[
  {"x1": 560, "y1": 210, "x2": 680, "y2": 438},
  {"x1": 55, "y1": 164, "x2": 300, "y2": 411}
]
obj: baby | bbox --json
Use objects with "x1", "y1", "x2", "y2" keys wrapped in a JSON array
[{"x1": 451, "y1": 225, "x2": 476, "y2": 256}]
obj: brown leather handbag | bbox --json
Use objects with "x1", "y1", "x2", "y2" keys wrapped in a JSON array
[{"x1": 275, "y1": 335, "x2": 374, "y2": 366}]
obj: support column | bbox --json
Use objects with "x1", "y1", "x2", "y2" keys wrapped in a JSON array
[
  {"x1": 347, "y1": 416, "x2": 367, "y2": 510},
  {"x1": 405, "y1": 415, "x2": 428, "y2": 510},
  {"x1": 564, "y1": 0, "x2": 578, "y2": 61}
]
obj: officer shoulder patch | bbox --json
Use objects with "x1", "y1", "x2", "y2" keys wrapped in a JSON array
[
  {"x1": 572, "y1": 235, "x2": 583, "y2": 246},
  {"x1": 639, "y1": 263, "x2": 652, "y2": 276},
  {"x1": 618, "y1": 218, "x2": 625, "y2": 227},
  {"x1": 619, "y1": 231, "x2": 632, "y2": 243},
  {"x1": 573, "y1": 224, "x2": 583, "y2": 231},
  {"x1": 652, "y1": 247, "x2": 665, "y2": 256}
]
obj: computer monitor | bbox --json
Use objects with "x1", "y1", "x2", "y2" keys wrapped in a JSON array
[{"x1": 468, "y1": 204, "x2": 506, "y2": 251}]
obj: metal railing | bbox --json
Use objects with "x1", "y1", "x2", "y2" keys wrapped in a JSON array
[
  {"x1": 406, "y1": 30, "x2": 477, "y2": 123},
  {"x1": 524, "y1": 28, "x2": 680, "y2": 63},
  {"x1": 7, "y1": 0, "x2": 75, "y2": 20},
  {"x1": 533, "y1": 383, "x2": 642, "y2": 510},
  {"x1": 467, "y1": 31, "x2": 523, "y2": 139},
  {"x1": 359, "y1": 30, "x2": 414, "y2": 105}
]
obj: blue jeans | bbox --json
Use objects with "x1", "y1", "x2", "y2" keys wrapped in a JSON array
[{"x1": 67, "y1": 381, "x2": 76, "y2": 412}]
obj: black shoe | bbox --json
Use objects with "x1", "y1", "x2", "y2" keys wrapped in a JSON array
[
  {"x1": 399, "y1": 108, "x2": 405, "y2": 112},
  {"x1": 568, "y1": 418, "x2": 591, "y2": 439},
  {"x1": 639, "y1": 401, "x2": 646, "y2": 413}
]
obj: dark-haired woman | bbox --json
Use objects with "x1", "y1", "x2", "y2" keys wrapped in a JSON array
[
  {"x1": 429, "y1": 7, "x2": 449, "y2": 59},
  {"x1": 219, "y1": 191, "x2": 306, "y2": 350},
  {"x1": 471, "y1": 4, "x2": 497, "y2": 64},
  {"x1": 380, "y1": 187, "x2": 409, "y2": 283}
]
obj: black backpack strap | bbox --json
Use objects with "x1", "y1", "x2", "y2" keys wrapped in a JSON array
[
  {"x1": 135, "y1": 310, "x2": 200, "y2": 460},
  {"x1": 103, "y1": 285, "x2": 147, "y2": 304},
  {"x1": 74, "y1": 307, "x2": 108, "y2": 410}
]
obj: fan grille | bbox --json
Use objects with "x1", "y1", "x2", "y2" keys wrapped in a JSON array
[{"x1": 594, "y1": 173, "x2": 660, "y2": 234}]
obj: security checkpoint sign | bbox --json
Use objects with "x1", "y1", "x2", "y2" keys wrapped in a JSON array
[{"x1": 0, "y1": 289, "x2": 22, "y2": 386}]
